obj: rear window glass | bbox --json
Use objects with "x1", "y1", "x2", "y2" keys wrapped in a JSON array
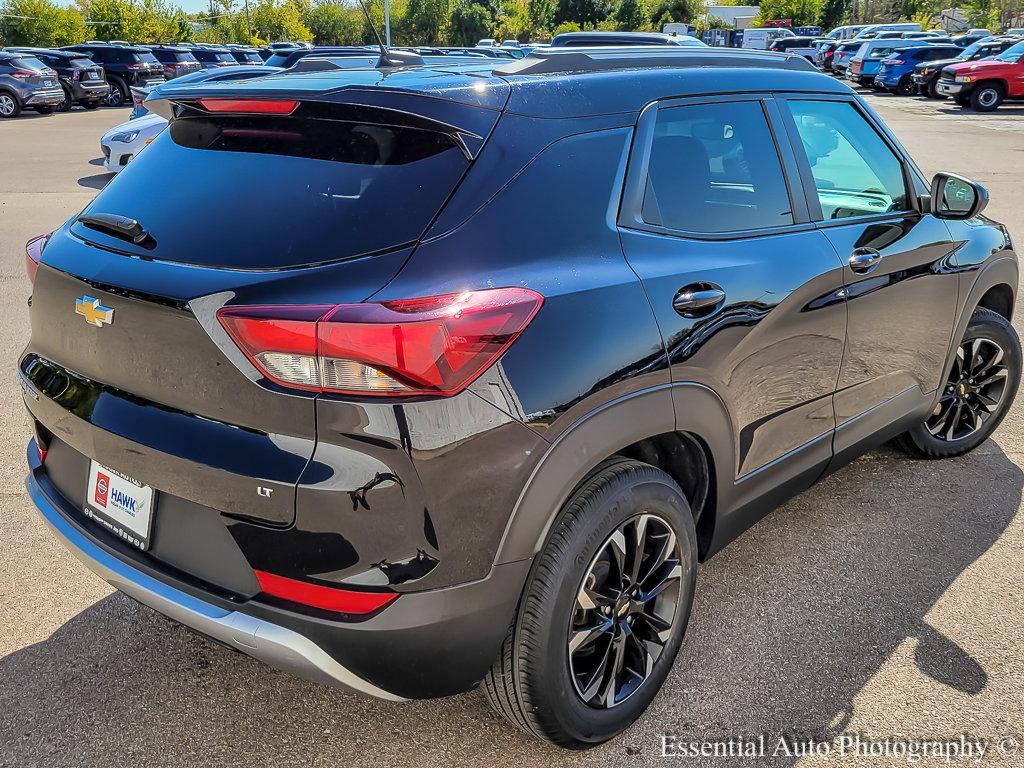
[
  {"x1": 79, "y1": 111, "x2": 470, "y2": 269},
  {"x1": 264, "y1": 53, "x2": 296, "y2": 67},
  {"x1": 132, "y1": 52, "x2": 159, "y2": 64},
  {"x1": 235, "y1": 51, "x2": 263, "y2": 62},
  {"x1": 11, "y1": 56, "x2": 47, "y2": 71},
  {"x1": 174, "y1": 52, "x2": 199, "y2": 62},
  {"x1": 69, "y1": 57, "x2": 95, "y2": 68}
]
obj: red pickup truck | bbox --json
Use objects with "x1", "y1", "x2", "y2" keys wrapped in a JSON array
[{"x1": 937, "y1": 39, "x2": 1024, "y2": 110}]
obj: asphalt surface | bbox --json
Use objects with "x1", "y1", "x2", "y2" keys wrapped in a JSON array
[{"x1": 2, "y1": 93, "x2": 1024, "y2": 768}]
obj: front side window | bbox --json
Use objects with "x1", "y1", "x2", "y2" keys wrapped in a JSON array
[
  {"x1": 642, "y1": 100, "x2": 793, "y2": 234},
  {"x1": 787, "y1": 100, "x2": 909, "y2": 220}
]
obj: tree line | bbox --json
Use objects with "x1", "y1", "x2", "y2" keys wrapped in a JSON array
[{"x1": 1, "y1": 0, "x2": 1020, "y2": 49}]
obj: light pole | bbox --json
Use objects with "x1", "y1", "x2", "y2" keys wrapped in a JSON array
[{"x1": 384, "y1": 0, "x2": 391, "y2": 47}]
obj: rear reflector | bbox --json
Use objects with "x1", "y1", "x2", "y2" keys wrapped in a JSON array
[
  {"x1": 25, "y1": 234, "x2": 47, "y2": 284},
  {"x1": 254, "y1": 570, "x2": 398, "y2": 614},
  {"x1": 217, "y1": 287, "x2": 543, "y2": 397},
  {"x1": 197, "y1": 98, "x2": 299, "y2": 115}
]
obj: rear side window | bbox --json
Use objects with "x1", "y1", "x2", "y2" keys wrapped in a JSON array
[
  {"x1": 80, "y1": 108, "x2": 470, "y2": 269},
  {"x1": 642, "y1": 100, "x2": 794, "y2": 234},
  {"x1": 787, "y1": 100, "x2": 909, "y2": 220}
]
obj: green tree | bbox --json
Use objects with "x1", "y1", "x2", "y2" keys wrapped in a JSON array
[
  {"x1": 449, "y1": 0, "x2": 491, "y2": 42},
  {"x1": 305, "y1": 0, "x2": 362, "y2": 43},
  {"x1": 251, "y1": 0, "x2": 310, "y2": 41},
  {"x1": 964, "y1": 0, "x2": 998, "y2": 27},
  {"x1": 819, "y1": 0, "x2": 848, "y2": 27},
  {"x1": 0, "y1": 0, "x2": 88, "y2": 46},
  {"x1": 555, "y1": 0, "x2": 611, "y2": 27},
  {"x1": 648, "y1": 0, "x2": 698, "y2": 27},
  {"x1": 402, "y1": 0, "x2": 449, "y2": 43},
  {"x1": 755, "y1": 0, "x2": 823, "y2": 25},
  {"x1": 527, "y1": 0, "x2": 555, "y2": 29},
  {"x1": 550, "y1": 17, "x2": 578, "y2": 31},
  {"x1": 614, "y1": 0, "x2": 647, "y2": 28}
]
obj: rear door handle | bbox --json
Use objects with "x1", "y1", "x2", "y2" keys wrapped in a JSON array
[
  {"x1": 673, "y1": 285, "x2": 726, "y2": 318},
  {"x1": 848, "y1": 247, "x2": 882, "y2": 274}
]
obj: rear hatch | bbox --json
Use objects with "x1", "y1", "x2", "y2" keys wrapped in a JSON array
[
  {"x1": 8, "y1": 56, "x2": 57, "y2": 89},
  {"x1": 25, "y1": 67, "x2": 509, "y2": 528},
  {"x1": 68, "y1": 56, "x2": 105, "y2": 84},
  {"x1": 128, "y1": 50, "x2": 166, "y2": 83}
]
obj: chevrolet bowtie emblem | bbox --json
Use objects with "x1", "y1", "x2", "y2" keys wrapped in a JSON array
[{"x1": 75, "y1": 296, "x2": 114, "y2": 327}]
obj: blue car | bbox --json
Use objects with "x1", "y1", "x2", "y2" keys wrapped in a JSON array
[{"x1": 873, "y1": 44, "x2": 963, "y2": 94}]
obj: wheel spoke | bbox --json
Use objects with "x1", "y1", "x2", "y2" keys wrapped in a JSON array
[
  {"x1": 639, "y1": 561, "x2": 682, "y2": 604},
  {"x1": 638, "y1": 529, "x2": 676, "y2": 587},
  {"x1": 607, "y1": 530, "x2": 627, "y2": 581},
  {"x1": 601, "y1": 631, "x2": 629, "y2": 707},
  {"x1": 975, "y1": 367, "x2": 1008, "y2": 389},
  {"x1": 569, "y1": 618, "x2": 613, "y2": 654},
  {"x1": 576, "y1": 634, "x2": 615, "y2": 703},
  {"x1": 636, "y1": 609, "x2": 673, "y2": 643},
  {"x1": 627, "y1": 514, "x2": 650, "y2": 585},
  {"x1": 945, "y1": 402, "x2": 964, "y2": 440}
]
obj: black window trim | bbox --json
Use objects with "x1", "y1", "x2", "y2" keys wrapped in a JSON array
[
  {"x1": 772, "y1": 92, "x2": 928, "y2": 229},
  {"x1": 617, "y1": 93, "x2": 814, "y2": 242}
]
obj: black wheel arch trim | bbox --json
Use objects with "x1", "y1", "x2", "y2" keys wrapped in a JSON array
[
  {"x1": 932, "y1": 255, "x2": 1018, "y2": 413},
  {"x1": 495, "y1": 383, "x2": 736, "y2": 566}
]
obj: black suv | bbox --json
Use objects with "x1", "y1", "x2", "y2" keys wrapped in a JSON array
[
  {"x1": 145, "y1": 45, "x2": 203, "y2": 80},
  {"x1": 0, "y1": 51, "x2": 63, "y2": 117},
  {"x1": 190, "y1": 45, "x2": 238, "y2": 69},
  {"x1": 22, "y1": 48, "x2": 1019, "y2": 748},
  {"x1": 913, "y1": 36, "x2": 1020, "y2": 97},
  {"x1": 61, "y1": 43, "x2": 165, "y2": 106},
  {"x1": 263, "y1": 45, "x2": 370, "y2": 68},
  {"x1": 4, "y1": 47, "x2": 109, "y2": 111},
  {"x1": 225, "y1": 45, "x2": 265, "y2": 65}
]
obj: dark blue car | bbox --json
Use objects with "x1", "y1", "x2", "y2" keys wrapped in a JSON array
[{"x1": 874, "y1": 43, "x2": 963, "y2": 93}]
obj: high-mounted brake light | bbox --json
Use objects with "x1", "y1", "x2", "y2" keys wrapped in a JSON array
[
  {"x1": 254, "y1": 570, "x2": 398, "y2": 614},
  {"x1": 197, "y1": 97, "x2": 299, "y2": 115},
  {"x1": 25, "y1": 234, "x2": 48, "y2": 284},
  {"x1": 217, "y1": 287, "x2": 543, "y2": 398}
]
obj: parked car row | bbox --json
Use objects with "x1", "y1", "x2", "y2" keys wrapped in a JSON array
[{"x1": 809, "y1": 26, "x2": 1024, "y2": 111}]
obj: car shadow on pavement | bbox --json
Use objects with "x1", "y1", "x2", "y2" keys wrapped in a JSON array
[
  {"x1": 78, "y1": 172, "x2": 113, "y2": 190},
  {"x1": 0, "y1": 445, "x2": 1020, "y2": 767}
]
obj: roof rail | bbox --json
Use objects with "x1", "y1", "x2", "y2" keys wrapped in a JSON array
[{"x1": 493, "y1": 46, "x2": 816, "y2": 76}]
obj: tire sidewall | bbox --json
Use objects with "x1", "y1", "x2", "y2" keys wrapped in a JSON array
[
  {"x1": 519, "y1": 470, "x2": 698, "y2": 746},
  {"x1": 971, "y1": 85, "x2": 1002, "y2": 112}
]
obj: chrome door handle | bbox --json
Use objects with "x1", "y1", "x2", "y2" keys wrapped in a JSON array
[
  {"x1": 673, "y1": 285, "x2": 726, "y2": 318},
  {"x1": 848, "y1": 247, "x2": 882, "y2": 274}
]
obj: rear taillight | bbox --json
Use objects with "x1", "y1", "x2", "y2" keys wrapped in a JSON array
[
  {"x1": 11, "y1": 70, "x2": 34, "y2": 80},
  {"x1": 25, "y1": 234, "x2": 47, "y2": 283},
  {"x1": 72, "y1": 70, "x2": 81, "y2": 81},
  {"x1": 888, "y1": 59, "x2": 905, "y2": 65},
  {"x1": 825, "y1": 51, "x2": 834, "y2": 58},
  {"x1": 217, "y1": 287, "x2": 543, "y2": 398},
  {"x1": 198, "y1": 97, "x2": 298, "y2": 114},
  {"x1": 254, "y1": 570, "x2": 398, "y2": 615}
]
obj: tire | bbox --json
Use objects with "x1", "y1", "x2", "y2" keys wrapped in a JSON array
[
  {"x1": 82, "y1": 100, "x2": 101, "y2": 110},
  {"x1": 969, "y1": 82, "x2": 1004, "y2": 112},
  {"x1": 894, "y1": 308, "x2": 1020, "y2": 459},
  {"x1": 34, "y1": 105, "x2": 55, "y2": 115},
  {"x1": 0, "y1": 92, "x2": 20, "y2": 118},
  {"x1": 927, "y1": 78, "x2": 944, "y2": 99},
  {"x1": 895, "y1": 76, "x2": 914, "y2": 96},
  {"x1": 58, "y1": 85, "x2": 73, "y2": 112},
  {"x1": 484, "y1": 459, "x2": 698, "y2": 748},
  {"x1": 104, "y1": 77, "x2": 127, "y2": 108},
  {"x1": 955, "y1": 94, "x2": 971, "y2": 107}
]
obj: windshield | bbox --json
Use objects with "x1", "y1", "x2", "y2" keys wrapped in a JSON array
[
  {"x1": 994, "y1": 41, "x2": 1024, "y2": 62},
  {"x1": 958, "y1": 42, "x2": 989, "y2": 58}
]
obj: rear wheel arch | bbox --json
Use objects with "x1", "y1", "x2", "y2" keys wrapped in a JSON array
[{"x1": 495, "y1": 383, "x2": 732, "y2": 566}]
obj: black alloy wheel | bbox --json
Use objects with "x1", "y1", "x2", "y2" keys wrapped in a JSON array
[
  {"x1": 895, "y1": 308, "x2": 1020, "y2": 459},
  {"x1": 569, "y1": 513, "x2": 682, "y2": 708},
  {"x1": 927, "y1": 337, "x2": 1009, "y2": 442}
]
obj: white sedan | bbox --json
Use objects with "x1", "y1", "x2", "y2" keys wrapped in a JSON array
[{"x1": 99, "y1": 113, "x2": 167, "y2": 174}]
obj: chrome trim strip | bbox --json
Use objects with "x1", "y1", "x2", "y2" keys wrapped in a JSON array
[{"x1": 26, "y1": 464, "x2": 405, "y2": 702}]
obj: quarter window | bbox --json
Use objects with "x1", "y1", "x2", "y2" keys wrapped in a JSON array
[
  {"x1": 642, "y1": 100, "x2": 794, "y2": 234},
  {"x1": 787, "y1": 100, "x2": 909, "y2": 220}
]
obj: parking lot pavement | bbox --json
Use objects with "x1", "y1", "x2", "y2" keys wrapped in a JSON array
[{"x1": 2, "y1": 98, "x2": 1023, "y2": 768}]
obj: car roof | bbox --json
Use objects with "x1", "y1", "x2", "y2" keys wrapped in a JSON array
[{"x1": 153, "y1": 47, "x2": 849, "y2": 120}]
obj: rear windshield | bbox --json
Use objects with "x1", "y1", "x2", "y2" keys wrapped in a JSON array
[
  {"x1": 79, "y1": 110, "x2": 469, "y2": 269},
  {"x1": 10, "y1": 56, "x2": 47, "y2": 71},
  {"x1": 132, "y1": 52, "x2": 159, "y2": 64},
  {"x1": 196, "y1": 50, "x2": 235, "y2": 63},
  {"x1": 264, "y1": 52, "x2": 299, "y2": 67},
  {"x1": 235, "y1": 51, "x2": 263, "y2": 62},
  {"x1": 69, "y1": 57, "x2": 95, "y2": 68}
]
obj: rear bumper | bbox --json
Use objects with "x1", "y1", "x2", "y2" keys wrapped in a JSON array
[
  {"x1": 26, "y1": 89, "x2": 64, "y2": 106},
  {"x1": 27, "y1": 440, "x2": 530, "y2": 699},
  {"x1": 68, "y1": 80, "x2": 110, "y2": 101},
  {"x1": 27, "y1": 450, "x2": 402, "y2": 701}
]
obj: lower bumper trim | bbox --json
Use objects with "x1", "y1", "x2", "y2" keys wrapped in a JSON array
[{"x1": 26, "y1": 458, "x2": 405, "y2": 702}]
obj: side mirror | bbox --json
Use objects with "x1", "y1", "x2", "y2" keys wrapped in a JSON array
[{"x1": 930, "y1": 172, "x2": 989, "y2": 220}]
